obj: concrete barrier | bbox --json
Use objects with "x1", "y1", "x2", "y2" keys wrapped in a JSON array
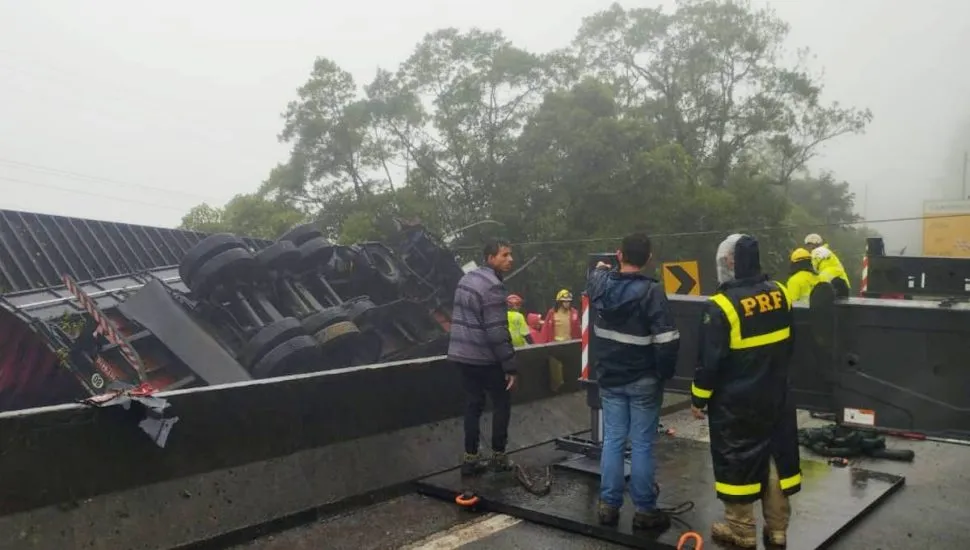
[
  {"x1": 0, "y1": 296, "x2": 830, "y2": 550},
  {"x1": 4, "y1": 290, "x2": 966, "y2": 549},
  {"x1": 0, "y1": 342, "x2": 583, "y2": 549}
]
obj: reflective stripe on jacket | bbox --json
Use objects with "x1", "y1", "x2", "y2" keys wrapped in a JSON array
[
  {"x1": 690, "y1": 275, "x2": 801, "y2": 504},
  {"x1": 586, "y1": 267, "x2": 680, "y2": 388}
]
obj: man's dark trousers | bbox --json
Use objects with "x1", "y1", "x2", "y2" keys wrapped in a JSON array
[{"x1": 457, "y1": 361, "x2": 511, "y2": 454}]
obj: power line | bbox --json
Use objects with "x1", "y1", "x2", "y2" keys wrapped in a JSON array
[
  {"x1": 455, "y1": 213, "x2": 954, "y2": 250},
  {"x1": 0, "y1": 175, "x2": 192, "y2": 212},
  {"x1": 0, "y1": 61, "x2": 238, "y2": 151},
  {"x1": 0, "y1": 158, "x2": 222, "y2": 202}
]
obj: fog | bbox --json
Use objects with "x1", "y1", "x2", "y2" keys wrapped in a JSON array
[{"x1": 1, "y1": 0, "x2": 968, "y2": 254}]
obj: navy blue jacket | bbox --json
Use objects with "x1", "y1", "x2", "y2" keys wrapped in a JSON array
[{"x1": 587, "y1": 267, "x2": 681, "y2": 388}]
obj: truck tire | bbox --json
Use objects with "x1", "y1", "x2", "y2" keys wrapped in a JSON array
[
  {"x1": 250, "y1": 335, "x2": 321, "y2": 378},
  {"x1": 179, "y1": 233, "x2": 247, "y2": 287},
  {"x1": 279, "y1": 223, "x2": 324, "y2": 247},
  {"x1": 256, "y1": 241, "x2": 302, "y2": 273},
  {"x1": 237, "y1": 317, "x2": 304, "y2": 369},
  {"x1": 313, "y1": 320, "x2": 359, "y2": 346},
  {"x1": 301, "y1": 307, "x2": 349, "y2": 335},
  {"x1": 298, "y1": 237, "x2": 335, "y2": 271},
  {"x1": 188, "y1": 247, "x2": 257, "y2": 298},
  {"x1": 361, "y1": 244, "x2": 403, "y2": 285},
  {"x1": 343, "y1": 296, "x2": 377, "y2": 321}
]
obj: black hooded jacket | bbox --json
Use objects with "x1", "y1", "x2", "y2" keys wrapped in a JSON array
[{"x1": 690, "y1": 235, "x2": 802, "y2": 503}]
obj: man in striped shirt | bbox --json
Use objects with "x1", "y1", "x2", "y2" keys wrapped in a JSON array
[
  {"x1": 588, "y1": 232, "x2": 681, "y2": 531},
  {"x1": 447, "y1": 238, "x2": 518, "y2": 476}
]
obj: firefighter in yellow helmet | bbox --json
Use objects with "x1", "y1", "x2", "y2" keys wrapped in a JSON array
[
  {"x1": 803, "y1": 233, "x2": 850, "y2": 297},
  {"x1": 539, "y1": 289, "x2": 581, "y2": 342},
  {"x1": 786, "y1": 248, "x2": 819, "y2": 304}
]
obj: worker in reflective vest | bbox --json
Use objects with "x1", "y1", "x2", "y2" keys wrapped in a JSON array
[
  {"x1": 690, "y1": 233, "x2": 800, "y2": 549},
  {"x1": 505, "y1": 294, "x2": 533, "y2": 347},
  {"x1": 786, "y1": 247, "x2": 819, "y2": 304},
  {"x1": 804, "y1": 233, "x2": 850, "y2": 297}
]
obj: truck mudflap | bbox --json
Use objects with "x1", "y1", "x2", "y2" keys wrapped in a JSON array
[{"x1": 117, "y1": 280, "x2": 252, "y2": 385}]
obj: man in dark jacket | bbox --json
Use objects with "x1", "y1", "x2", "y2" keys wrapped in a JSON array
[
  {"x1": 447, "y1": 238, "x2": 518, "y2": 476},
  {"x1": 587, "y1": 233, "x2": 680, "y2": 531},
  {"x1": 691, "y1": 234, "x2": 800, "y2": 549}
]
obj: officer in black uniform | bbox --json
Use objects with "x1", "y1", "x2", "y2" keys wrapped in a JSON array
[{"x1": 690, "y1": 233, "x2": 800, "y2": 549}]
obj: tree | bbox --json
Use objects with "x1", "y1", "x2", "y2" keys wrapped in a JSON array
[
  {"x1": 179, "y1": 203, "x2": 224, "y2": 235},
  {"x1": 177, "y1": 0, "x2": 873, "y2": 301},
  {"x1": 787, "y1": 172, "x2": 860, "y2": 225},
  {"x1": 389, "y1": 28, "x2": 554, "y2": 228},
  {"x1": 272, "y1": 58, "x2": 395, "y2": 206},
  {"x1": 178, "y1": 193, "x2": 305, "y2": 240},
  {"x1": 573, "y1": 0, "x2": 872, "y2": 187}
]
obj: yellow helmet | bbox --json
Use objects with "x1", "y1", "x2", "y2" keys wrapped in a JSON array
[
  {"x1": 556, "y1": 289, "x2": 573, "y2": 302},
  {"x1": 790, "y1": 248, "x2": 811, "y2": 263}
]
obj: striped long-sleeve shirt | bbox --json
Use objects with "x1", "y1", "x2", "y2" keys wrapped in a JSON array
[{"x1": 446, "y1": 266, "x2": 517, "y2": 373}]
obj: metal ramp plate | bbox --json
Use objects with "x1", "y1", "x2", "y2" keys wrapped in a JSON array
[{"x1": 415, "y1": 437, "x2": 904, "y2": 549}]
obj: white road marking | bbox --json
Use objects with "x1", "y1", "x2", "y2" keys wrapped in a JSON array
[{"x1": 401, "y1": 513, "x2": 522, "y2": 549}]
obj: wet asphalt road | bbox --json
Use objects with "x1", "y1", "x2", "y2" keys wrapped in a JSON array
[{"x1": 236, "y1": 404, "x2": 970, "y2": 550}]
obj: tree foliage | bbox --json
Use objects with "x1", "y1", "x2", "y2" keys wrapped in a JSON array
[
  {"x1": 179, "y1": 194, "x2": 305, "y2": 240},
  {"x1": 180, "y1": 0, "x2": 874, "y2": 308}
]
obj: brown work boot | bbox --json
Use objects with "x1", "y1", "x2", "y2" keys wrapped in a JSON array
[
  {"x1": 632, "y1": 510, "x2": 670, "y2": 531},
  {"x1": 460, "y1": 453, "x2": 487, "y2": 477},
  {"x1": 711, "y1": 521, "x2": 756, "y2": 549},
  {"x1": 597, "y1": 500, "x2": 620, "y2": 526},
  {"x1": 764, "y1": 529, "x2": 787, "y2": 547}
]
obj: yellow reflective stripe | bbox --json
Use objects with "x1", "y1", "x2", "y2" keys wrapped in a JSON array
[
  {"x1": 779, "y1": 473, "x2": 801, "y2": 490},
  {"x1": 734, "y1": 328, "x2": 790, "y2": 349},
  {"x1": 710, "y1": 293, "x2": 739, "y2": 341},
  {"x1": 715, "y1": 481, "x2": 761, "y2": 496},
  {"x1": 774, "y1": 281, "x2": 793, "y2": 311},
  {"x1": 691, "y1": 383, "x2": 712, "y2": 399},
  {"x1": 710, "y1": 293, "x2": 790, "y2": 350}
]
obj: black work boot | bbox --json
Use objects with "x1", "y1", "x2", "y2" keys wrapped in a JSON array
[
  {"x1": 490, "y1": 451, "x2": 514, "y2": 472},
  {"x1": 632, "y1": 510, "x2": 671, "y2": 531},
  {"x1": 460, "y1": 453, "x2": 487, "y2": 477},
  {"x1": 597, "y1": 500, "x2": 620, "y2": 526}
]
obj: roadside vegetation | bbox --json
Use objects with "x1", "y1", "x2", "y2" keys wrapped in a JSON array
[{"x1": 179, "y1": 0, "x2": 874, "y2": 303}]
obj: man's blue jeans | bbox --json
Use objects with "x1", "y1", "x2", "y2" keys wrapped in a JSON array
[{"x1": 599, "y1": 375, "x2": 664, "y2": 511}]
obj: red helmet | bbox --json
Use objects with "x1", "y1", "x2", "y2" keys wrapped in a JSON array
[{"x1": 507, "y1": 294, "x2": 523, "y2": 308}]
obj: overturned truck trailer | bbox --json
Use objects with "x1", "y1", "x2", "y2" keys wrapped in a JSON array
[{"x1": 0, "y1": 210, "x2": 466, "y2": 412}]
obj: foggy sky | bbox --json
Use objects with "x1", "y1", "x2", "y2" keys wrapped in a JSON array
[{"x1": 1, "y1": 0, "x2": 969, "y2": 255}]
